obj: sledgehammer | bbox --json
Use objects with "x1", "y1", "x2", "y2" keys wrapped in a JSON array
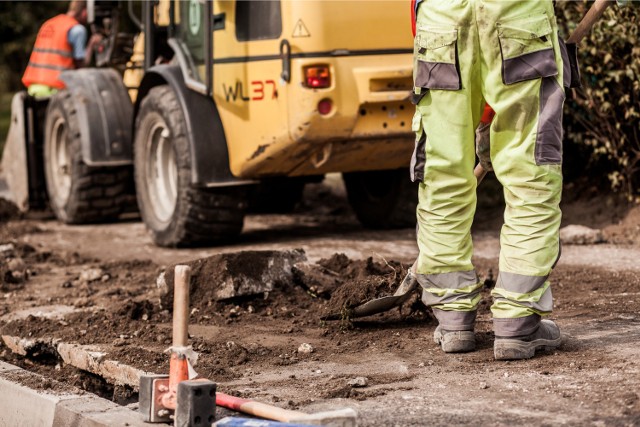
[
  {"x1": 140, "y1": 265, "x2": 217, "y2": 425},
  {"x1": 141, "y1": 264, "x2": 357, "y2": 426},
  {"x1": 162, "y1": 265, "x2": 195, "y2": 409}
]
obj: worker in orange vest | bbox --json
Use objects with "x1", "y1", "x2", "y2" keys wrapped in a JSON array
[{"x1": 22, "y1": 0, "x2": 101, "y2": 98}]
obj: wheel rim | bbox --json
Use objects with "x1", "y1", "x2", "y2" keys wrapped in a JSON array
[
  {"x1": 146, "y1": 119, "x2": 178, "y2": 223},
  {"x1": 49, "y1": 116, "x2": 72, "y2": 207}
]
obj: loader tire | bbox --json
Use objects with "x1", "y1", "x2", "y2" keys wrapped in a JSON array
[
  {"x1": 44, "y1": 91, "x2": 131, "y2": 223},
  {"x1": 134, "y1": 85, "x2": 247, "y2": 247},
  {"x1": 343, "y1": 168, "x2": 417, "y2": 229}
]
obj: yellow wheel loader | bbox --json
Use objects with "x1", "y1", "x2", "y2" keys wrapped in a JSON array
[{"x1": 1, "y1": 0, "x2": 415, "y2": 247}]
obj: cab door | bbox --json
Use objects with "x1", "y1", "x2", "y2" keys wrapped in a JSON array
[{"x1": 211, "y1": 0, "x2": 290, "y2": 178}]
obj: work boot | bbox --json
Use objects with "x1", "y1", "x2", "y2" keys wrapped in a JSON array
[
  {"x1": 494, "y1": 319, "x2": 562, "y2": 360},
  {"x1": 433, "y1": 326, "x2": 476, "y2": 353}
]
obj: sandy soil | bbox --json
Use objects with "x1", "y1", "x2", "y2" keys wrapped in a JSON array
[{"x1": 0, "y1": 176, "x2": 639, "y2": 426}]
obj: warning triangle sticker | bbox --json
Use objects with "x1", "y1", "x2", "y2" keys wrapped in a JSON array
[{"x1": 292, "y1": 19, "x2": 310, "y2": 38}]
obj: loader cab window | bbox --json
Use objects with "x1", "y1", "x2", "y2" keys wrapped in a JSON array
[
  {"x1": 170, "y1": 0, "x2": 212, "y2": 94},
  {"x1": 235, "y1": 0, "x2": 282, "y2": 42}
]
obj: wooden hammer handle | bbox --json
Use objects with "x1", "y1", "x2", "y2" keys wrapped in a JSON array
[
  {"x1": 216, "y1": 392, "x2": 307, "y2": 422},
  {"x1": 173, "y1": 265, "x2": 191, "y2": 348}
]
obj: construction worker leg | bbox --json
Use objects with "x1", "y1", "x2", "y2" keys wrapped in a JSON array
[
  {"x1": 477, "y1": 0, "x2": 563, "y2": 337},
  {"x1": 412, "y1": 0, "x2": 485, "y2": 331}
]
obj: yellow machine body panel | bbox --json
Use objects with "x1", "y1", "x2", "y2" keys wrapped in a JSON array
[
  {"x1": 125, "y1": 0, "x2": 414, "y2": 180},
  {"x1": 211, "y1": 0, "x2": 414, "y2": 178}
]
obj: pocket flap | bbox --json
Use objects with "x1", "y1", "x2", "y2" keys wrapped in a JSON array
[
  {"x1": 418, "y1": 27, "x2": 458, "y2": 49},
  {"x1": 498, "y1": 15, "x2": 552, "y2": 40},
  {"x1": 426, "y1": 29, "x2": 458, "y2": 49}
]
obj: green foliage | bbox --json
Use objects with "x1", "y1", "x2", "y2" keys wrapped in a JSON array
[
  {"x1": 0, "y1": 2, "x2": 67, "y2": 93},
  {"x1": 556, "y1": 1, "x2": 640, "y2": 199}
]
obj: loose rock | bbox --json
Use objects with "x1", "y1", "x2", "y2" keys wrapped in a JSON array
[
  {"x1": 0, "y1": 243, "x2": 15, "y2": 258},
  {"x1": 79, "y1": 268, "x2": 106, "y2": 283},
  {"x1": 560, "y1": 225, "x2": 604, "y2": 245},
  {"x1": 7, "y1": 257, "x2": 25, "y2": 272},
  {"x1": 348, "y1": 377, "x2": 368, "y2": 388},
  {"x1": 298, "y1": 343, "x2": 314, "y2": 354}
]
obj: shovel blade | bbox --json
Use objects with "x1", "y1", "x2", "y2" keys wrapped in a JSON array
[{"x1": 323, "y1": 270, "x2": 419, "y2": 320}]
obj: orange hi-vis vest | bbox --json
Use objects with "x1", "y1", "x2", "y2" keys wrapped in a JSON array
[{"x1": 22, "y1": 14, "x2": 79, "y2": 90}]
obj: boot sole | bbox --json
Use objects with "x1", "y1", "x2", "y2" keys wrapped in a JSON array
[
  {"x1": 494, "y1": 335, "x2": 563, "y2": 360},
  {"x1": 434, "y1": 330, "x2": 476, "y2": 353}
]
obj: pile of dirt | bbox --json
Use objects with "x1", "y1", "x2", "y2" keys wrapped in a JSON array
[
  {"x1": 320, "y1": 254, "x2": 410, "y2": 314},
  {"x1": 156, "y1": 250, "x2": 418, "y2": 323},
  {"x1": 1, "y1": 176, "x2": 640, "y2": 424},
  {"x1": 161, "y1": 249, "x2": 307, "y2": 308}
]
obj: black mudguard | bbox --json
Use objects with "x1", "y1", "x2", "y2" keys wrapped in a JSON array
[
  {"x1": 59, "y1": 68, "x2": 133, "y2": 166},
  {"x1": 134, "y1": 64, "x2": 242, "y2": 186}
]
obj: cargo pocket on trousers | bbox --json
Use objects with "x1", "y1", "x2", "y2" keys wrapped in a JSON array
[
  {"x1": 497, "y1": 14, "x2": 558, "y2": 85},
  {"x1": 410, "y1": 111, "x2": 427, "y2": 182},
  {"x1": 414, "y1": 27, "x2": 461, "y2": 90}
]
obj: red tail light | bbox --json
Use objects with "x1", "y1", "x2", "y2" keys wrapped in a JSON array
[
  {"x1": 304, "y1": 65, "x2": 331, "y2": 89},
  {"x1": 317, "y1": 98, "x2": 333, "y2": 115}
]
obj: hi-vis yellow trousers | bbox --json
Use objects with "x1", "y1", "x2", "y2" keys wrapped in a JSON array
[{"x1": 411, "y1": 0, "x2": 564, "y2": 336}]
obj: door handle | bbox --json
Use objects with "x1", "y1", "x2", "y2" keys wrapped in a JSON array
[{"x1": 280, "y1": 39, "x2": 291, "y2": 83}]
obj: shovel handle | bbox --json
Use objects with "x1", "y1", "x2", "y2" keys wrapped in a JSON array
[
  {"x1": 567, "y1": 0, "x2": 615, "y2": 44},
  {"x1": 474, "y1": 164, "x2": 487, "y2": 184}
]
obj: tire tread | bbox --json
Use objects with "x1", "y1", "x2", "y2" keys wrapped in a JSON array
[
  {"x1": 134, "y1": 85, "x2": 246, "y2": 247},
  {"x1": 44, "y1": 91, "x2": 133, "y2": 224}
]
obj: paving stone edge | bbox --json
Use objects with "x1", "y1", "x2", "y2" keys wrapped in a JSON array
[{"x1": 0, "y1": 361, "x2": 149, "y2": 427}]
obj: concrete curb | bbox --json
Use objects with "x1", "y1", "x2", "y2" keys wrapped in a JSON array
[
  {"x1": 0, "y1": 361, "x2": 149, "y2": 427},
  {"x1": 2, "y1": 335, "x2": 153, "y2": 388}
]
